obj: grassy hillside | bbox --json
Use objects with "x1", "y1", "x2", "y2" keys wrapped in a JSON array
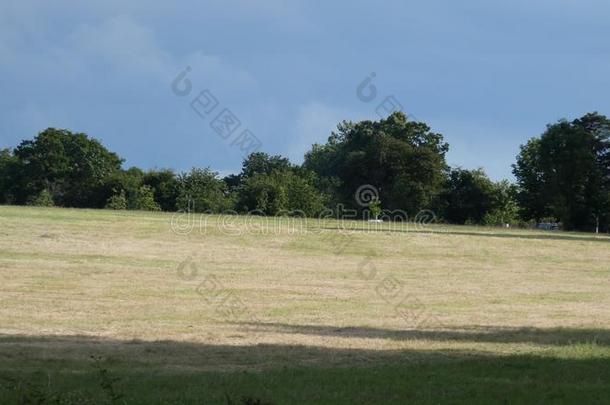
[{"x1": 1, "y1": 206, "x2": 610, "y2": 404}]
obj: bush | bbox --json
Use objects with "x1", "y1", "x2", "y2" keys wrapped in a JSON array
[
  {"x1": 237, "y1": 170, "x2": 325, "y2": 216},
  {"x1": 27, "y1": 189, "x2": 54, "y2": 207},
  {"x1": 132, "y1": 185, "x2": 161, "y2": 211},
  {"x1": 369, "y1": 198, "x2": 382, "y2": 220},
  {"x1": 105, "y1": 190, "x2": 127, "y2": 210},
  {"x1": 176, "y1": 168, "x2": 231, "y2": 213},
  {"x1": 143, "y1": 169, "x2": 179, "y2": 211}
]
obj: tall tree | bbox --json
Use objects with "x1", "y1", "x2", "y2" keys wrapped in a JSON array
[
  {"x1": 304, "y1": 112, "x2": 449, "y2": 214},
  {"x1": 176, "y1": 168, "x2": 231, "y2": 213},
  {"x1": 0, "y1": 148, "x2": 18, "y2": 204},
  {"x1": 143, "y1": 169, "x2": 180, "y2": 211},
  {"x1": 440, "y1": 168, "x2": 497, "y2": 224},
  {"x1": 11, "y1": 128, "x2": 123, "y2": 207},
  {"x1": 513, "y1": 113, "x2": 610, "y2": 231}
]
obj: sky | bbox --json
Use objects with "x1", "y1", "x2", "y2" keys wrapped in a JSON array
[{"x1": 1, "y1": 0, "x2": 609, "y2": 180}]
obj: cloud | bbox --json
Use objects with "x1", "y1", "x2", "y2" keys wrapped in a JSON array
[
  {"x1": 65, "y1": 15, "x2": 171, "y2": 78},
  {"x1": 287, "y1": 102, "x2": 347, "y2": 163}
]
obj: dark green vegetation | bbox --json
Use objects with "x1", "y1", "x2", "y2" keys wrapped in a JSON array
[
  {"x1": 513, "y1": 113, "x2": 610, "y2": 231},
  {"x1": 1, "y1": 333, "x2": 609, "y2": 404},
  {"x1": 1, "y1": 112, "x2": 609, "y2": 231}
]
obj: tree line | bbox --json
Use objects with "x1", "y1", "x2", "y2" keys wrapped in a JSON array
[{"x1": 0, "y1": 111, "x2": 608, "y2": 232}]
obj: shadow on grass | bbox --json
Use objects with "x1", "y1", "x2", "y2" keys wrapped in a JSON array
[
  {"x1": 236, "y1": 323, "x2": 610, "y2": 346},
  {"x1": 319, "y1": 226, "x2": 610, "y2": 244},
  {"x1": 0, "y1": 329, "x2": 609, "y2": 404}
]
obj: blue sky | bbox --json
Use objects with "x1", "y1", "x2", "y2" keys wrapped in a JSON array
[{"x1": 1, "y1": 0, "x2": 609, "y2": 180}]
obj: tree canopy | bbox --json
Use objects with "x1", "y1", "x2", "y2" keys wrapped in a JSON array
[
  {"x1": 304, "y1": 112, "x2": 449, "y2": 214},
  {"x1": 1, "y1": 112, "x2": 609, "y2": 233},
  {"x1": 513, "y1": 113, "x2": 610, "y2": 231}
]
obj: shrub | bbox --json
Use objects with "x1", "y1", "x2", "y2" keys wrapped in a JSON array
[
  {"x1": 132, "y1": 185, "x2": 161, "y2": 211},
  {"x1": 176, "y1": 168, "x2": 231, "y2": 213},
  {"x1": 369, "y1": 198, "x2": 382, "y2": 220},
  {"x1": 27, "y1": 189, "x2": 54, "y2": 207},
  {"x1": 237, "y1": 170, "x2": 325, "y2": 216},
  {"x1": 105, "y1": 190, "x2": 127, "y2": 210}
]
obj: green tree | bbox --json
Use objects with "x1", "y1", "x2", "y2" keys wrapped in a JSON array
[
  {"x1": 101, "y1": 167, "x2": 145, "y2": 210},
  {"x1": 304, "y1": 112, "x2": 449, "y2": 214},
  {"x1": 236, "y1": 169, "x2": 325, "y2": 216},
  {"x1": 143, "y1": 169, "x2": 179, "y2": 211},
  {"x1": 176, "y1": 168, "x2": 231, "y2": 213},
  {"x1": 132, "y1": 185, "x2": 161, "y2": 211},
  {"x1": 483, "y1": 180, "x2": 520, "y2": 226},
  {"x1": 513, "y1": 113, "x2": 610, "y2": 231},
  {"x1": 369, "y1": 198, "x2": 382, "y2": 220},
  {"x1": 11, "y1": 128, "x2": 123, "y2": 207},
  {"x1": 105, "y1": 190, "x2": 128, "y2": 210},
  {"x1": 224, "y1": 152, "x2": 294, "y2": 192},
  {"x1": 0, "y1": 148, "x2": 18, "y2": 204},
  {"x1": 441, "y1": 168, "x2": 497, "y2": 224},
  {"x1": 27, "y1": 189, "x2": 54, "y2": 207},
  {"x1": 240, "y1": 152, "x2": 292, "y2": 179}
]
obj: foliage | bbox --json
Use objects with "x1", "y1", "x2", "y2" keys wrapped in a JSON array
[
  {"x1": 0, "y1": 148, "x2": 18, "y2": 204},
  {"x1": 229, "y1": 153, "x2": 325, "y2": 216},
  {"x1": 513, "y1": 113, "x2": 610, "y2": 231},
  {"x1": 132, "y1": 185, "x2": 161, "y2": 211},
  {"x1": 440, "y1": 168, "x2": 497, "y2": 224},
  {"x1": 236, "y1": 169, "x2": 324, "y2": 216},
  {"x1": 11, "y1": 128, "x2": 123, "y2": 207},
  {"x1": 176, "y1": 168, "x2": 231, "y2": 213},
  {"x1": 101, "y1": 167, "x2": 145, "y2": 209},
  {"x1": 240, "y1": 152, "x2": 292, "y2": 180},
  {"x1": 304, "y1": 112, "x2": 449, "y2": 214},
  {"x1": 2, "y1": 112, "x2": 609, "y2": 233},
  {"x1": 483, "y1": 180, "x2": 520, "y2": 225},
  {"x1": 142, "y1": 169, "x2": 180, "y2": 211},
  {"x1": 369, "y1": 198, "x2": 382, "y2": 220},
  {"x1": 26, "y1": 189, "x2": 55, "y2": 207},
  {"x1": 105, "y1": 190, "x2": 128, "y2": 210}
]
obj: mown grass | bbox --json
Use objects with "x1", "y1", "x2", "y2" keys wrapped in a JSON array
[{"x1": 1, "y1": 206, "x2": 610, "y2": 404}]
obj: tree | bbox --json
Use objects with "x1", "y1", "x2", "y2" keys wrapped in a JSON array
[
  {"x1": 236, "y1": 169, "x2": 325, "y2": 216},
  {"x1": 132, "y1": 185, "x2": 161, "y2": 211},
  {"x1": 241, "y1": 152, "x2": 292, "y2": 179},
  {"x1": 27, "y1": 189, "x2": 54, "y2": 207},
  {"x1": 483, "y1": 180, "x2": 520, "y2": 226},
  {"x1": 512, "y1": 138, "x2": 548, "y2": 221},
  {"x1": 224, "y1": 152, "x2": 294, "y2": 192},
  {"x1": 105, "y1": 190, "x2": 128, "y2": 210},
  {"x1": 11, "y1": 128, "x2": 123, "y2": 207},
  {"x1": 513, "y1": 113, "x2": 610, "y2": 231},
  {"x1": 143, "y1": 169, "x2": 179, "y2": 211},
  {"x1": 0, "y1": 148, "x2": 18, "y2": 204},
  {"x1": 304, "y1": 112, "x2": 449, "y2": 214},
  {"x1": 441, "y1": 168, "x2": 497, "y2": 224},
  {"x1": 176, "y1": 168, "x2": 231, "y2": 213},
  {"x1": 101, "y1": 167, "x2": 145, "y2": 210},
  {"x1": 369, "y1": 198, "x2": 382, "y2": 220}
]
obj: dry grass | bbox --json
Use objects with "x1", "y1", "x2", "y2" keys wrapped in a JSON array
[
  {"x1": 1, "y1": 206, "x2": 610, "y2": 403},
  {"x1": 1, "y1": 206, "x2": 609, "y2": 366}
]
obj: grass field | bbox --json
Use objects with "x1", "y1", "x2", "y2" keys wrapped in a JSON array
[{"x1": 1, "y1": 206, "x2": 610, "y2": 404}]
